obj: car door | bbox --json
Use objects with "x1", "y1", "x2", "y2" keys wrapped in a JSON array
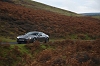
[
  {"x1": 30, "y1": 33, "x2": 38, "y2": 38},
  {"x1": 37, "y1": 33, "x2": 45, "y2": 42}
]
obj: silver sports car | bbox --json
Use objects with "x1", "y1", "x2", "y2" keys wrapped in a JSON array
[{"x1": 17, "y1": 31, "x2": 49, "y2": 44}]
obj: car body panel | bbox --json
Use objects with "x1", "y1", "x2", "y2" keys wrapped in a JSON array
[{"x1": 17, "y1": 31, "x2": 49, "y2": 44}]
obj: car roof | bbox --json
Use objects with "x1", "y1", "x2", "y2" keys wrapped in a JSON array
[{"x1": 28, "y1": 31, "x2": 43, "y2": 33}]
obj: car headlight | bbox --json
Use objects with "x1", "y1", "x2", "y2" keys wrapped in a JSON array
[{"x1": 17, "y1": 37, "x2": 19, "y2": 39}]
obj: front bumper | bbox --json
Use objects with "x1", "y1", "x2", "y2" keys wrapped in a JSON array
[{"x1": 17, "y1": 38, "x2": 33, "y2": 43}]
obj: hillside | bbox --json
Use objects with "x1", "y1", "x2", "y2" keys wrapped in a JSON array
[
  {"x1": 0, "y1": 39, "x2": 100, "y2": 66},
  {"x1": 0, "y1": 1, "x2": 100, "y2": 66},
  {"x1": 1, "y1": 0, "x2": 80, "y2": 16},
  {"x1": 0, "y1": 1, "x2": 100, "y2": 39}
]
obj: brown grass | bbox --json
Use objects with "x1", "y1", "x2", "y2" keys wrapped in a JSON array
[{"x1": 0, "y1": 1, "x2": 100, "y2": 39}]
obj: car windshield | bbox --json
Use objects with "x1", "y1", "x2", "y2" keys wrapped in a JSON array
[{"x1": 25, "y1": 32, "x2": 38, "y2": 35}]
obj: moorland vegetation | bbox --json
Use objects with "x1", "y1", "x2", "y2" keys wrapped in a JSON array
[
  {"x1": 0, "y1": 1, "x2": 100, "y2": 39},
  {"x1": 0, "y1": 1, "x2": 100, "y2": 66},
  {"x1": 0, "y1": 39, "x2": 100, "y2": 66}
]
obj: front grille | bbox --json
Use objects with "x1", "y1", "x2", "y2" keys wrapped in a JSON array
[{"x1": 17, "y1": 38, "x2": 25, "y2": 41}]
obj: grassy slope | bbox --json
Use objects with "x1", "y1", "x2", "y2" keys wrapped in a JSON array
[
  {"x1": 0, "y1": 1, "x2": 100, "y2": 66},
  {"x1": 0, "y1": 1, "x2": 100, "y2": 40},
  {"x1": 0, "y1": 40, "x2": 100, "y2": 66},
  {"x1": 9, "y1": 0, "x2": 80, "y2": 16},
  {"x1": 0, "y1": 37, "x2": 15, "y2": 42}
]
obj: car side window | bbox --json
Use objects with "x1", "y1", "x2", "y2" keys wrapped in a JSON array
[
  {"x1": 32, "y1": 33, "x2": 38, "y2": 35},
  {"x1": 38, "y1": 33, "x2": 43, "y2": 36}
]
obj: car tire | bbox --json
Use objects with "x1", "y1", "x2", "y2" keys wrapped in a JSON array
[
  {"x1": 44, "y1": 38, "x2": 49, "y2": 43},
  {"x1": 32, "y1": 38, "x2": 36, "y2": 43}
]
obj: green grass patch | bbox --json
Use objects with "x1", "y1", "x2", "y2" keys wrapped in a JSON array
[
  {"x1": 70, "y1": 34, "x2": 78, "y2": 39},
  {"x1": 40, "y1": 44, "x2": 54, "y2": 50},
  {"x1": 0, "y1": 36, "x2": 16, "y2": 42},
  {"x1": 68, "y1": 34, "x2": 93, "y2": 40},
  {"x1": 11, "y1": 44, "x2": 29, "y2": 54}
]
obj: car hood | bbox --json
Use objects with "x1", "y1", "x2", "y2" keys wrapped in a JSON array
[
  {"x1": 17, "y1": 35, "x2": 28, "y2": 38},
  {"x1": 17, "y1": 35, "x2": 36, "y2": 38}
]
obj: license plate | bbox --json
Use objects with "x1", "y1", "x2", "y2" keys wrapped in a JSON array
[{"x1": 19, "y1": 39, "x2": 24, "y2": 41}]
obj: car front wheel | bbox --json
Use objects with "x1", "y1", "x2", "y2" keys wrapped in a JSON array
[
  {"x1": 44, "y1": 38, "x2": 49, "y2": 43},
  {"x1": 17, "y1": 41, "x2": 22, "y2": 44},
  {"x1": 32, "y1": 38, "x2": 37, "y2": 43}
]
